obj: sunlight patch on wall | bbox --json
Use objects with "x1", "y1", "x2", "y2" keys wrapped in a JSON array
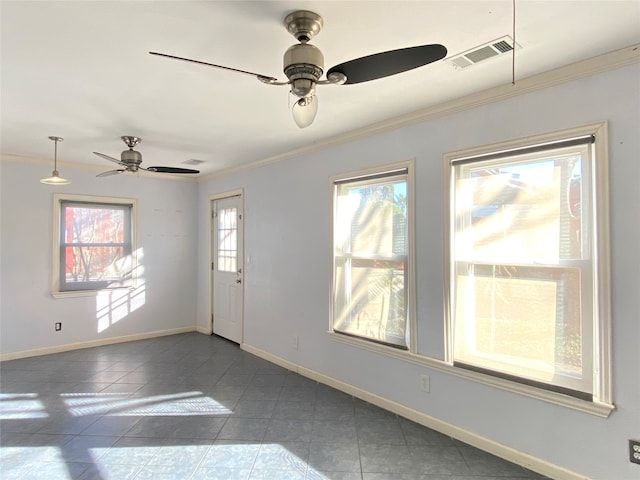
[{"x1": 96, "y1": 248, "x2": 146, "y2": 333}]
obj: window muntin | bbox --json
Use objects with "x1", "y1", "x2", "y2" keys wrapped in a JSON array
[
  {"x1": 217, "y1": 207, "x2": 238, "y2": 273},
  {"x1": 55, "y1": 196, "x2": 135, "y2": 293},
  {"x1": 448, "y1": 135, "x2": 602, "y2": 397},
  {"x1": 332, "y1": 169, "x2": 409, "y2": 349}
]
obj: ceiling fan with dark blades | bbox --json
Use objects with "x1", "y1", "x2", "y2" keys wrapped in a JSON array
[
  {"x1": 150, "y1": 10, "x2": 447, "y2": 128},
  {"x1": 94, "y1": 136, "x2": 200, "y2": 177}
]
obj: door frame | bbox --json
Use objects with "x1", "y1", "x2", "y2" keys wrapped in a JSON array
[{"x1": 209, "y1": 189, "x2": 244, "y2": 341}]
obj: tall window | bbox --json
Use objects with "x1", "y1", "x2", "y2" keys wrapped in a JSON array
[
  {"x1": 54, "y1": 195, "x2": 136, "y2": 293},
  {"x1": 332, "y1": 166, "x2": 411, "y2": 349},
  {"x1": 445, "y1": 124, "x2": 610, "y2": 401}
]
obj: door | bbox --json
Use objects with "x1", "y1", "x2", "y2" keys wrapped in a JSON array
[{"x1": 212, "y1": 195, "x2": 243, "y2": 343}]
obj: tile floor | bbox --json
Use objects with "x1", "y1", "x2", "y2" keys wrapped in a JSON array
[{"x1": 0, "y1": 333, "x2": 550, "y2": 479}]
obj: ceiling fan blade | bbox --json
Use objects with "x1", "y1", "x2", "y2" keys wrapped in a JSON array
[
  {"x1": 94, "y1": 152, "x2": 124, "y2": 165},
  {"x1": 327, "y1": 44, "x2": 447, "y2": 85},
  {"x1": 97, "y1": 169, "x2": 126, "y2": 177},
  {"x1": 149, "y1": 52, "x2": 278, "y2": 82},
  {"x1": 147, "y1": 166, "x2": 200, "y2": 174}
]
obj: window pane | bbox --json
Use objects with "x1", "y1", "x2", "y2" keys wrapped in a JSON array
[
  {"x1": 334, "y1": 257, "x2": 407, "y2": 345},
  {"x1": 333, "y1": 174, "x2": 409, "y2": 348},
  {"x1": 63, "y1": 206, "x2": 125, "y2": 244},
  {"x1": 456, "y1": 154, "x2": 585, "y2": 264},
  {"x1": 454, "y1": 264, "x2": 585, "y2": 389},
  {"x1": 63, "y1": 246, "x2": 128, "y2": 287}
]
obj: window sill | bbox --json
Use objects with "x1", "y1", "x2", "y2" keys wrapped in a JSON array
[
  {"x1": 51, "y1": 286, "x2": 135, "y2": 299},
  {"x1": 328, "y1": 331, "x2": 615, "y2": 418}
]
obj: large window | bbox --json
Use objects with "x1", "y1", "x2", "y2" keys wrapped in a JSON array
[
  {"x1": 53, "y1": 194, "x2": 136, "y2": 293},
  {"x1": 332, "y1": 165, "x2": 412, "y2": 349},
  {"x1": 445, "y1": 124, "x2": 611, "y2": 401}
]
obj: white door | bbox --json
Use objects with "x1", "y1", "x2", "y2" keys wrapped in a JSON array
[{"x1": 212, "y1": 195, "x2": 243, "y2": 343}]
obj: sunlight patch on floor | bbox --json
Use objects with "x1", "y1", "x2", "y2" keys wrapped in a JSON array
[
  {"x1": 0, "y1": 393, "x2": 49, "y2": 419},
  {"x1": 61, "y1": 391, "x2": 233, "y2": 417}
]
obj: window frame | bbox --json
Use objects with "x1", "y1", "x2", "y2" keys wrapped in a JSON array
[
  {"x1": 51, "y1": 194, "x2": 138, "y2": 298},
  {"x1": 329, "y1": 160, "x2": 417, "y2": 352},
  {"x1": 443, "y1": 122, "x2": 612, "y2": 407}
]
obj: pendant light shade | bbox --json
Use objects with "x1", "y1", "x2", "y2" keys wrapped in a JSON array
[
  {"x1": 40, "y1": 136, "x2": 71, "y2": 185},
  {"x1": 292, "y1": 95, "x2": 318, "y2": 129}
]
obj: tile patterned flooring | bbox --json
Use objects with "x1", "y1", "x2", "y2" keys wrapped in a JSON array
[{"x1": 0, "y1": 333, "x2": 550, "y2": 479}]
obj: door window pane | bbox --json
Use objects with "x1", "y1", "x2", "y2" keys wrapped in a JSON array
[{"x1": 217, "y1": 207, "x2": 237, "y2": 272}]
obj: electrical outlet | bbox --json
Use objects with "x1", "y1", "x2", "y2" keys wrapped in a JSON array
[
  {"x1": 293, "y1": 335, "x2": 299, "y2": 350},
  {"x1": 630, "y1": 439, "x2": 640, "y2": 465},
  {"x1": 420, "y1": 374, "x2": 430, "y2": 393},
  {"x1": 54, "y1": 322, "x2": 62, "y2": 331}
]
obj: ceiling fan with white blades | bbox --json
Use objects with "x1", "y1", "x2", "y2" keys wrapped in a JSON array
[
  {"x1": 150, "y1": 10, "x2": 447, "y2": 128},
  {"x1": 94, "y1": 136, "x2": 200, "y2": 177}
]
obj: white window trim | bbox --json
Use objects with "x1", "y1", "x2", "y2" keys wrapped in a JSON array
[
  {"x1": 442, "y1": 121, "x2": 612, "y2": 413},
  {"x1": 329, "y1": 159, "x2": 417, "y2": 352},
  {"x1": 51, "y1": 193, "x2": 138, "y2": 298}
]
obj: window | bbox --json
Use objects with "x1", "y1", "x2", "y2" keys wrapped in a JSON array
[
  {"x1": 332, "y1": 165, "x2": 412, "y2": 349},
  {"x1": 445, "y1": 124, "x2": 611, "y2": 402},
  {"x1": 53, "y1": 194, "x2": 136, "y2": 294}
]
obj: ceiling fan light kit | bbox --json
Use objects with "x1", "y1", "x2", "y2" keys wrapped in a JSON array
[
  {"x1": 40, "y1": 136, "x2": 71, "y2": 185},
  {"x1": 149, "y1": 9, "x2": 447, "y2": 128},
  {"x1": 292, "y1": 95, "x2": 318, "y2": 128}
]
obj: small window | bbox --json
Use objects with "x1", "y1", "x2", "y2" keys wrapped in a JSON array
[
  {"x1": 445, "y1": 124, "x2": 611, "y2": 402},
  {"x1": 332, "y1": 165, "x2": 412, "y2": 349},
  {"x1": 53, "y1": 194, "x2": 136, "y2": 293}
]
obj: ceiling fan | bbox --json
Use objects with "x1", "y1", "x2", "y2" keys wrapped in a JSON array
[
  {"x1": 150, "y1": 10, "x2": 447, "y2": 128},
  {"x1": 94, "y1": 136, "x2": 200, "y2": 177}
]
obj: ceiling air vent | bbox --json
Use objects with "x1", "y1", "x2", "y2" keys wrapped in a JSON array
[
  {"x1": 182, "y1": 159, "x2": 206, "y2": 165},
  {"x1": 447, "y1": 35, "x2": 519, "y2": 70}
]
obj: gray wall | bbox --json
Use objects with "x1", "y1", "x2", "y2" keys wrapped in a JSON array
[{"x1": 196, "y1": 63, "x2": 640, "y2": 480}]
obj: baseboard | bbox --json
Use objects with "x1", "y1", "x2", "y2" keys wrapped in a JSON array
[
  {"x1": 195, "y1": 326, "x2": 212, "y2": 335},
  {"x1": 0, "y1": 326, "x2": 197, "y2": 361},
  {"x1": 244, "y1": 343, "x2": 588, "y2": 480},
  {"x1": 240, "y1": 343, "x2": 298, "y2": 373}
]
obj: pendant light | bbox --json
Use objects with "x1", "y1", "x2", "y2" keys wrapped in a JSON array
[{"x1": 40, "y1": 136, "x2": 71, "y2": 185}]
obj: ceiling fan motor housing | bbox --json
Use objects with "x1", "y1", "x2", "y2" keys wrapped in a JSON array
[
  {"x1": 283, "y1": 43, "x2": 324, "y2": 97},
  {"x1": 121, "y1": 149, "x2": 143, "y2": 170}
]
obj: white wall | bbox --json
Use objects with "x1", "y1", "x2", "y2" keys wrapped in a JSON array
[
  {"x1": 0, "y1": 162, "x2": 198, "y2": 355},
  {"x1": 196, "y1": 63, "x2": 640, "y2": 480}
]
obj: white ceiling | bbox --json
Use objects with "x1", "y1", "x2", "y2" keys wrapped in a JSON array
[{"x1": 2, "y1": 1, "x2": 639, "y2": 178}]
